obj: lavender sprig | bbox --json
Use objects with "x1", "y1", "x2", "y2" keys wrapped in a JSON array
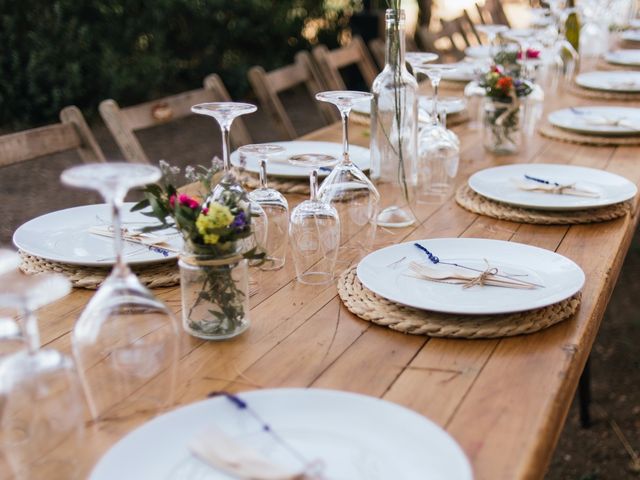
[
  {"x1": 524, "y1": 174, "x2": 561, "y2": 187},
  {"x1": 413, "y1": 243, "x2": 543, "y2": 287},
  {"x1": 208, "y1": 391, "x2": 322, "y2": 474}
]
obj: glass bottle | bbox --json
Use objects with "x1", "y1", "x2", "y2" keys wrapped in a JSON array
[
  {"x1": 564, "y1": 0, "x2": 580, "y2": 53},
  {"x1": 370, "y1": 8, "x2": 418, "y2": 228}
]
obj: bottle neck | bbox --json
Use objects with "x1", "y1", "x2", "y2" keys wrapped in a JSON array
[{"x1": 385, "y1": 20, "x2": 406, "y2": 68}]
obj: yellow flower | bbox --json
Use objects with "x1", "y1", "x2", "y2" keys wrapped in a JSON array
[{"x1": 196, "y1": 203, "x2": 234, "y2": 245}]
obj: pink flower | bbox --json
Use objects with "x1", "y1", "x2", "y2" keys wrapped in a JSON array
[
  {"x1": 517, "y1": 49, "x2": 540, "y2": 59},
  {"x1": 170, "y1": 193, "x2": 200, "y2": 209}
]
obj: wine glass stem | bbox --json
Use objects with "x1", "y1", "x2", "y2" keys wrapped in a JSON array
[
  {"x1": 432, "y1": 80, "x2": 440, "y2": 123},
  {"x1": 310, "y1": 170, "x2": 318, "y2": 202},
  {"x1": 23, "y1": 306, "x2": 40, "y2": 353},
  {"x1": 111, "y1": 199, "x2": 126, "y2": 274},
  {"x1": 222, "y1": 125, "x2": 231, "y2": 173},
  {"x1": 259, "y1": 157, "x2": 268, "y2": 189},
  {"x1": 340, "y1": 108, "x2": 351, "y2": 164}
]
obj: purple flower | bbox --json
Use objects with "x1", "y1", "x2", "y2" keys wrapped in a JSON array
[{"x1": 231, "y1": 211, "x2": 247, "y2": 230}]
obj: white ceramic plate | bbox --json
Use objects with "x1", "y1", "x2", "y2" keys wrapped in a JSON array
[
  {"x1": 622, "y1": 30, "x2": 640, "y2": 42},
  {"x1": 13, "y1": 203, "x2": 181, "y2": 266},
  {"x1": 576, "y1": 71, "x2": 640, "y2": 92},
  {"x1": 353, "y1": 99, "x2": 464, "y2": 117},
  {"x1": 357, "y1": 238, "x2": 585, "y2": 315},
  {"x1": 90, "y1": 388, "x2": 473, "y2": 480},
  {"x1": 468, "y1": 163, "x2": 637, "y2": 211},
  {"x1": 231, "y1": 141, "x2": 370, "y2": 179},
  {"x1": 441, "y1": 63, "x2": 477, "y2": 82},
  {"x1": 604, "y1": 49, "x2": 640, "y2": 67},
  {"x1": 464, "y1": 44, "x2": 519, "y2": 59},
  {"x1": 548, "y1": 106, "x2": 640, "y2": 136}
]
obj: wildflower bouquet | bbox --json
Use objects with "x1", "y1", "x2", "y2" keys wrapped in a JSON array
[{"x1": 133, "y1": 160, "x2": 264, "y2": 339}]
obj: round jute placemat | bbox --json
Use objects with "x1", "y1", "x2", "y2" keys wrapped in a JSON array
[
  {"x1": 455, "y1": 184, "x2": 631, "y2": 225},
  {"x1": 568, "y1": 83, "x2": 640, "y2": 101},
  {"x1": 538, "y1": 122, "x2": 640, "y2": 146},
  {"x1": 18, "y1": 251, "x2": 179, "y2": 290},
  {"x1": 241, "y1": 174, "x2": 310, "y2": 194},
  {"x1": 337, "y1": 266, "x2": 581, "y2": 338},
  {"x1": 351, "y1": 112, "x2": 470, "y2": 128}
]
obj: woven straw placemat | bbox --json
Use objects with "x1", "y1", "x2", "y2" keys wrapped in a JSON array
[
  {"x1": 19, "y1": 251, "x2": 179, "y2": 289},
  {"x1": 568, "y1": 83, "x2": 640, "y2": 101},
  {"x1": 241, "y1": 174, "x2": 310, "y2": 194},
  {"x1": 352, "y1": 111, "x2": 469, "y2": 128},
  {"x1": 538, "y1": 122, "x2": 640, "y2": 146},
  {"x1": 337, "y1": 266, "x2": 581, "y2": 338},
  {"x1": 455, "y1": 184, "x2": 631, "y2": 225}
]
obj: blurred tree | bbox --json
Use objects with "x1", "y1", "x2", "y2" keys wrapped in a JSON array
[{"x1": 0, "y1": 0, "x2": 353, "y2": 128}]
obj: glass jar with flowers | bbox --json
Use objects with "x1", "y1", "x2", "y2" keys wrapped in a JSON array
[
  {"x1": 480, "y1": 66, "x2": 532, "y2": 154},
  {"x1": 133, "y1": 160, "x2": 265, "y2": 340}
]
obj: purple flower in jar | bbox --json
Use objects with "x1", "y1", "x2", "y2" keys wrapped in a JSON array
[{"x1": 231, "y1": 211, "x2": 247, "y2": 231}]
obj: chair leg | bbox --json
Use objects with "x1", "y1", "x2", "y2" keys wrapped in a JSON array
[{"x1": 578, "y1": 356, "x2": 591, "y2": 428}]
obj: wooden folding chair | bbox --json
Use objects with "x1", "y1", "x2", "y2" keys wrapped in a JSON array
[
  {"x1": 368, "y1": 38, "x2": 386, "y2": 69},
  {"x1": 100, "y1": 74, "x2": 251, "y2": 164},
  {"x1": 368, "y1": 36, "x2": 419, "y2": 70},
  {"x1": 312, "y1": 36, "x2": 379, "y2": 91},
  {"x1": 0, "y1": 106, "x2": 105, "y2": 168},
  {"x1": 476, "y1": 0, "x2": 511, "y2": 28},
  {"x1": 462, "y1": 9, "x2": 484, "y2": 45},
  {"x1": 416, "y1": 25, "x2": 465, "y2": 61},
  {"x1": 248, "y1": 51, "x2": 338, "y2": 140}
]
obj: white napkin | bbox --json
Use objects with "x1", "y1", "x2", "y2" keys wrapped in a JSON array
[
  {"x1": 512, "y1": 178, "x2": 600, "y2": 198},
  {"x1": 189, "y1": 425, "x2": 307, "y2": 480}
]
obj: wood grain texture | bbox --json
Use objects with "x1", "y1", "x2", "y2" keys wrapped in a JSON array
[{"x1": 20, "y1": 89, "x2": 640, "y2": 480}]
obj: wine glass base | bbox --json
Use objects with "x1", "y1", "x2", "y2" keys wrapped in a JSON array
[
  {"x1": 296, "y1": 271, "x2": 334, "y2": 285},
  {"x1": 377, "y1": 206, "x2": 416, "y2": 228}
]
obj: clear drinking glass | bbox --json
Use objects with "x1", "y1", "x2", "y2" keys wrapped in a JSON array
[
  {"x1": 0, "y1": 271, "x2": 85, "y2": 480},
  {"x1": 315, "y1": 90, "x2": 380, "y2": 269},
  {"x1": 61, "y1": 163, "x2": 180, "y2": 422},
  {"x1": 241, "y1": 144, "x2": 290, "y2": 271},
  {"x1": 289, "y1": 170, "x2": 340, "y2": 285}
]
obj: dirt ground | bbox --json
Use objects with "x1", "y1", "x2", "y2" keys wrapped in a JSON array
[{"x1": 1, "y1": 90, "x2": 638, "y2": 478}]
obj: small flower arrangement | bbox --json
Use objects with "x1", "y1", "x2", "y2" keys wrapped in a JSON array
[
  {"x1": 134, "y1": 160, "x2": 262, "y2": 259},
  {"x1": 480, "y1": 66, "x2": 532, "y2": 154},
  {"x1": 133, "y1": 159, "x2": 264, "y2": 339},
  {"x1": 481, "y1": 66, "x2": 532, "y2": 102}
]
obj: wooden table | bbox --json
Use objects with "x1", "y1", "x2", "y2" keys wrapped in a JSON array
[{"x1": 15, "y1": 88, "x2": 640, "y2": 480}]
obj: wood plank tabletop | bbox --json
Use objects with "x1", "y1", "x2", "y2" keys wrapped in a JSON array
[{"x1": 9, "y1": 86, "x2": 640, "y2": 480}]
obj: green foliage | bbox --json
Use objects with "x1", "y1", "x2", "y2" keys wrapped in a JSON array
[{"x1": 0, "y1": 0, "x2": 352, "y2": 128}]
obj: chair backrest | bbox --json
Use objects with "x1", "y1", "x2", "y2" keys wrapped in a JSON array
[
  {"x1": 439, "y1": 17, "x2": 473, "y2": 49},
  {"x1": 368, "y1": 38, "x2": 386, "y2": 69},
  {"x1": 99, "y1": 74, "x2": 250, "y2": 164},
  {"x1": 476, "y1": 0, "x2": 511, "y2": 28},
  {"x1": 312, "y1": 36, "x2": 378, "y2": 91},
  {"x1": 462, "y1": 9, "x2": 484, "y2": 45},
  {"x1": 248, "y1": 51, "x2": 338, "y2": 140},
  {"x1": 416, "y1": 25, "x2": 465, "y2": 61},
  {"x1": 0, "y1": 106, "x2": 105, "y2": 168}
]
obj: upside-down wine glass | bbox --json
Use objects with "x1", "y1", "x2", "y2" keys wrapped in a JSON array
[
  {"x1": 61, "y1": 163, "x2": 180, "y2": 423},
  {"x1": 315, "y1": 90, "x2": 380, "y2": 269},
  {"x1": 0, "y1": 271, "x2": 85, "y2": 480},
  {"x1": 504, "y1": 28, "x2": 537, "y2": 81},
  {"x1": 192, "y1": 102, "x2": 267, "y2": 293},
  {"x1": 475, "y1": 24, "x2": 509, "y2": 58},
  {"x1": 240, "y1": 144, "x2": 290, "y2": 271},
  {"x1": 191, "y1": 102, "x2": 258, "y2": 204},
  {"x1": 289, "y1": 170, "x2": 340, "y2": 285}
]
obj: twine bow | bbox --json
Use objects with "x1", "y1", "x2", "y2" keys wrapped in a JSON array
[{"x1": 407, "y1": 261, "x2": 541, "y2": 290}]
